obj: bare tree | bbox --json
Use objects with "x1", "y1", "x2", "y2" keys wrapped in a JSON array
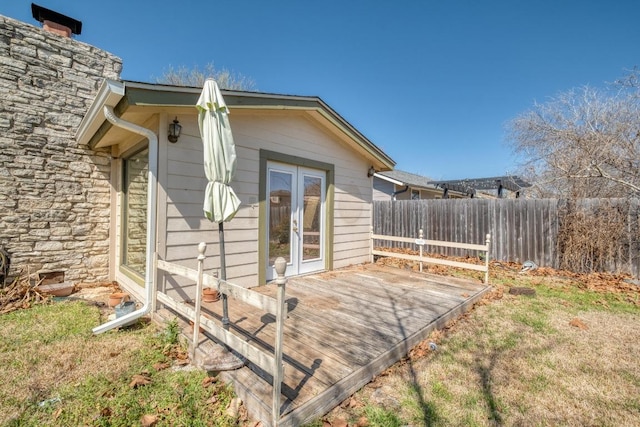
[
  {"x1": 155, "y1": 62, "x2": 256, "y2": 91},
  {"x1": 508, "y1": 71, "x2": 640, "y2": 198}
]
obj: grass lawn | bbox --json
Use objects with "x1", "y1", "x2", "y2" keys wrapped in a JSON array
[
  {"x1": 1, "y1": 262, "x2": 639, "y2": 427},
  {"x1": 0, "y1": 300, "x2": 241, "y2": 426}
]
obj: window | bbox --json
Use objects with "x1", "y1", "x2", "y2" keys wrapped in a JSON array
[
  {"x1": 122, "y1": 147, "x2": 149, "y2": 277},
  {"x1": 411, "y1": 189, "x2": 420, "y2": 200}
]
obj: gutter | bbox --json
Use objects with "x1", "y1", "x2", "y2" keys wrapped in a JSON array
[
  {"x1": 373, "y1": 172, "x2": 403, "y2": 186},
  {"x1": 392, "y1": 185, "x2": 409, "y2": 201},
  {"x1": 92, "y1": 105, "x2": 158, "y2": 334},
  {"x1": 372, "y1": 173, "x2": 409, "y2": 200}
]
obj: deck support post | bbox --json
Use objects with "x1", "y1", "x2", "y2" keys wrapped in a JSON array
[{"x1": 273, "y1": 257, "x2": 288, "y2": 427}]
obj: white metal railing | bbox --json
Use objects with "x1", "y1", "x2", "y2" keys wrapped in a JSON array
[
  {"x1": 371, "y1": 228, "x2": 491, "y2": 284},
  {"x1": 154, "y1": 243, "x2": 287, "y2": 427}
]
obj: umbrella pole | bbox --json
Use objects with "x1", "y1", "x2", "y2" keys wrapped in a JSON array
[
  {"x1": 200, "y1": 221, "x2": 244, "y2": 371},
  {"x1": 219, "y1": 222, "x2": 230, "y2": 330}
]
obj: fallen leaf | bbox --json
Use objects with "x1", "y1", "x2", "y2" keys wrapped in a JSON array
[
  {"x1": 129, "y1": 374, "x2": 152, "y2": 388},
  {"x1": 461, "y1": 293, "x2": 470, "y2": 298},
  {"x1": 206, "y1": 395, "x2": 218, "y2": 405},
  {"x1": 202, "y1": 376, "x2": 218, "y2": 387},
  {"x1": 226, "y1": 397, "x2": 242, "y2": 418},
  {"x1": 153, "y1": 362, "x2": 170, "y2": 371},
  {"x1": 332, "y1": 418, "x2": 349, "y2": 427},
  {"x1": 52, "y1": 407, "x2": 63, "y2": 420},
  {"x1": 238, "y1": 404, "x2": 248, "y2": 421},
  {"x1": 109, "y1": 352, "x2": 120, "y2": 357},
  {"x1": 339, "y1": 398, "x2": 350, "y2": 408},
  {"x1": 356, "y1": 416, "x2": 369, "y2": 427},
  {"x1": 140, "y1": 414, "x2": 158, "y2": 427},
  {"x1": 569, "y1": 318, "x2": 588, "y2": 330},
  {"x1": 100, "y1": 407, "x2": 112, "y2": 417}
]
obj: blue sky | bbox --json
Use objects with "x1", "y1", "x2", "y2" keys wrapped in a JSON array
[{"x1": 2, "y1": 1, "x2": 639, "y2": 180}]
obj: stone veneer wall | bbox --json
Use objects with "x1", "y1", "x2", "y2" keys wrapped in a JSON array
[{"x1": 0, "y1": 15, "x2": 122, "y2": 282}]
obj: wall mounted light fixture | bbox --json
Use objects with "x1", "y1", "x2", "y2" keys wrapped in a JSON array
[
  {"x1": 168, "y1": 117, "x2": 181, "y2": 143},
  {"x1": 367, "y1": 166, "x2": 376, "y2": 178}
]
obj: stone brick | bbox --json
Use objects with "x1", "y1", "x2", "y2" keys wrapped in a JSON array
[
  {"x1": 34, "y1": 241, "x2": 63, "y2": 251},
  {"x1": 69, "y1": 161, "x2": 92, "y2": 174},
  {"x1": 0, "y1": 15, "x2": 122, "y2": 283},
  {"x1": 50, "y1": 226, "x2": 71, "y2": 237},
  {"x1": 55, "y1": 181, "x2": 83, "y2": 195}
]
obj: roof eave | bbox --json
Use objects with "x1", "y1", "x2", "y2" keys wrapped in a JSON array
[
  {"x1": 77, "y1": 80, "x2": 395, "y2": 169},
  {"x1": 121, "y1": 81, "x2": 395, "y2": 168},
  {"x1": 75, "y1": 79, "x2": 125, "y2": 146}
]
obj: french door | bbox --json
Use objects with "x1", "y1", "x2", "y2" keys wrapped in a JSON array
[{"x1": 266, "y1": 162, "x2": 326, "y2": 280}]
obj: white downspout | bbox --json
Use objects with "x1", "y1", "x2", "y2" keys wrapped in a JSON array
[{"x1": 92, "y1": 106, "x2": 159, "y2": 334}]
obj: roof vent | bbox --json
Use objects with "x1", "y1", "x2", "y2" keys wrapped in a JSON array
[{"x1": 31, "y1": 3, "x2": 82, "y2": 37}]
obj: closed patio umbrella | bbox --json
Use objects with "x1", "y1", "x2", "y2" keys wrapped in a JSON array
[{"x1": 196, "y1": 79, "x2": 243, "y2": 370}]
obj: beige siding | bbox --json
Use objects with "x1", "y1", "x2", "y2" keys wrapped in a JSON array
[
  {"x1": 158, "y1": 110, "x2": 373, "y2": 293},
  {"x1": 373, "y1": 178, "x2": 394, "y2": 201}
]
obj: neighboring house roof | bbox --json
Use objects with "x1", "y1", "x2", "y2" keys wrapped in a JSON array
[
  {"x1": 429, "y1": 176, "x2": 531, "y2": 194},
  {"x1": 76, "y1": 79, "x2": 395, "y2": 171},
  {"x1": 374, "y1": 170, "x2": 434, "y2": 189}
]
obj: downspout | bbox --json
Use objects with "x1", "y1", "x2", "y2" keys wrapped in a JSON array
[
  {"x1": 92, "y1": 106, "x2": 158, "y2": 334},
  {"x1": 392, "y1": 185, "x2": 409, "y2": 201}
]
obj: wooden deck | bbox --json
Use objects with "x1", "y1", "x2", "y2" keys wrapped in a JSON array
[{"x1": 188, "y1": 264, "x2": 489, "y2": 426}]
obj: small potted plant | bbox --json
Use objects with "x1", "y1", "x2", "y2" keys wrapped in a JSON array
[
  {"x1": 202, "y1": 288, "x2": 220, "y2": 302},
  {"x1": 108, "y1": 292, "x2": 129, "y2": 307}
]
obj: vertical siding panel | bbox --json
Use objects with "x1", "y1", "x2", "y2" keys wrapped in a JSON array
[
  {"x1": 494, "y1": 200, "x2": 501, "y2": 261},
  {"x1": 551, "y1": 198, "x2": 559, "y2": 268},
  {"x1": 543, "y1": 199, "x2": 552, "y2": 266},
  {"x1": 487, "y1": 199, "x2": 495, "y2": 262},
  {"x1": 514, "y1": 200, "x2": 522, "y2": 264},
  {"x1": 527, "y1": 200, "x2": 536, "y2": 262}
]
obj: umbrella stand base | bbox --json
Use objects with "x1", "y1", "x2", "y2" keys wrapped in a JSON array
[{"x1": 200, "y1": 344, "x2": 245, "y2": 371}]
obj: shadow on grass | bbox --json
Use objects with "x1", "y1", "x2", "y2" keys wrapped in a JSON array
[
  {"x1": 476, "y1": 350, "x2": 503, "y2": 425},
  {"x1": 384, "y1": 286, "x2": 442, "y2": 426}
]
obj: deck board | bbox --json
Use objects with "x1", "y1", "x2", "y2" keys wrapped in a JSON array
[{"x1": 176, "y1": 264, "x2": 489, "y2": 426}]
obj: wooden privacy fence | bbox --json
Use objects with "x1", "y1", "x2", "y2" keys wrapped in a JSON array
[
  {"x1": 154, "y1": 243, "x2": 288, "y2": 427},
  {"x1": 373, "y1": 198, "x2": 640, "y2": 277},
  {"x1": 372, "y1": 228, "x2": 491, "y2": 284}
]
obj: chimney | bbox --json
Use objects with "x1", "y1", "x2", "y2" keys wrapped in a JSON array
[{"x1": 31, "y1": 3, "x2": 82, "y2": 38}]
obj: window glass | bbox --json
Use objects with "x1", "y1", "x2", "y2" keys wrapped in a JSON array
[{"x1": 123, "y1": 148, "x2": 149, "y2": 277}]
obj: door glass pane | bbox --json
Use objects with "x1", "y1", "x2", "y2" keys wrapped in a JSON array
[
  {"x1": 269, "y1": 171, "x2": 292, "y2": 265},
  {"x1": 123, "y1": 148, "x2": 149, "y2": 277},
  {"x1": 302, "y1": 175, "x2": 321, "y2": 260}
]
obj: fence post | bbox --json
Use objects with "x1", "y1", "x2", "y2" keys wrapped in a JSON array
[
  {"x1": 485, "y1": 234, "x2": 491, "y2": 285},
  {"x1": 191, "y1": 242, "x2": 206, "y2": 363},
  {"x1": 419, "y1": 228, "x2": 424, "y2": 272},
  {"x1": 272, "y1": 257, "x2": 288, "y2": 427}
]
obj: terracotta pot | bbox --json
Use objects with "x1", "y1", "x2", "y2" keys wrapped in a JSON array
[
  {"x1": 108, "y1": 292, "x2": 129, "y2": 307},
  {"x1": 37, "y1": 282, "x2": 74, "y2": 297},
  {"x1": 202, "y1": 288, "x2": 220, "y2": 303}
]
